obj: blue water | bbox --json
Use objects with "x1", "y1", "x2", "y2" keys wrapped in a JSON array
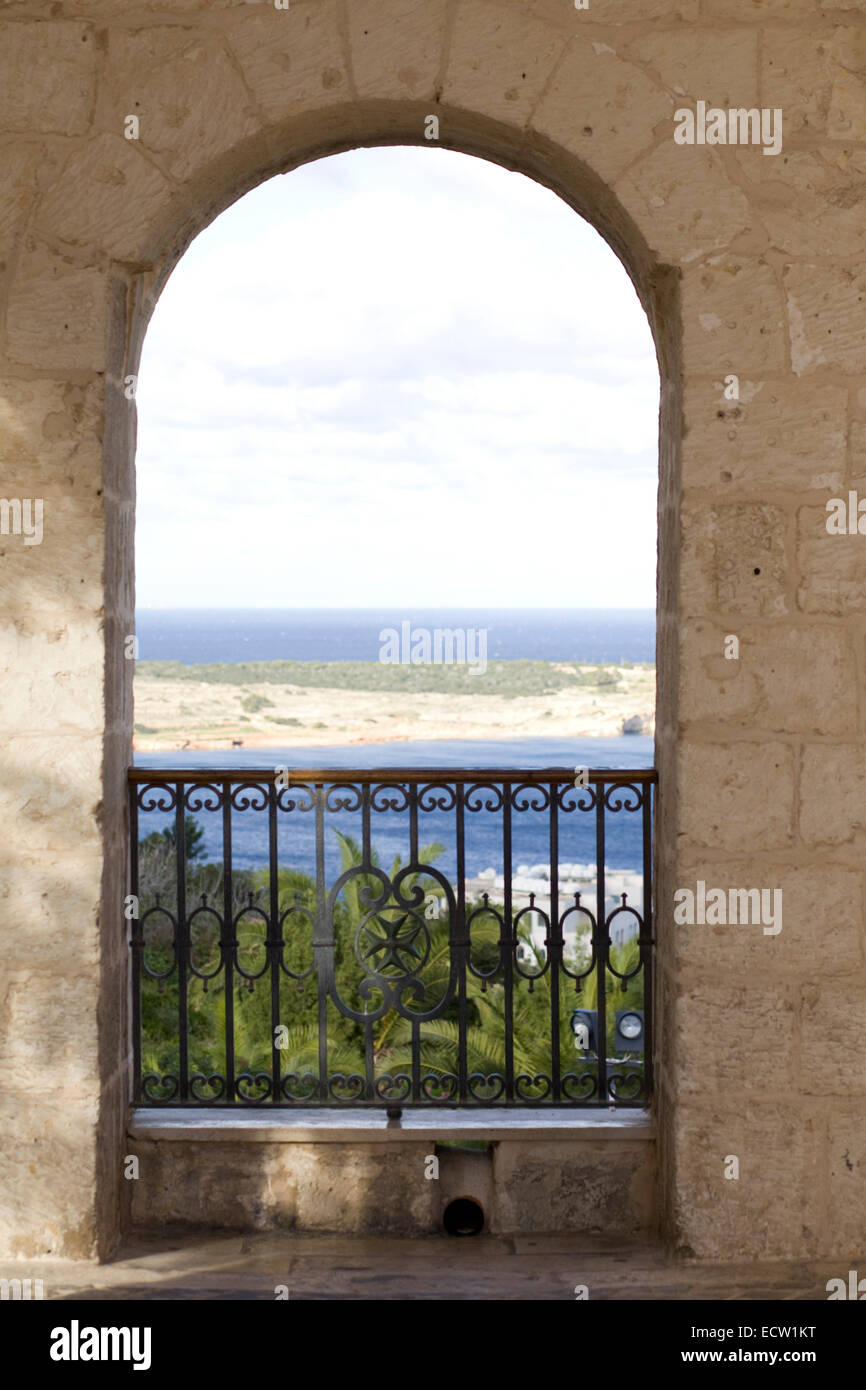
[
  {"x1": 134, "y1": 736, "x2": 654, "y2": 879},
  {"x1": 135, "y1": 608, "x2": 656, "y2": 666}
]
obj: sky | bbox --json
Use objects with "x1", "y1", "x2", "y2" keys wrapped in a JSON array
[{"x1": 135, "y1": 146, "x2": 659, "y2": 610}]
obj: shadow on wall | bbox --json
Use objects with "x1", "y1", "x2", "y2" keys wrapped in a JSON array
[{"x1": 126, "y1": 1133, "x2": 656, "y2": 1238}]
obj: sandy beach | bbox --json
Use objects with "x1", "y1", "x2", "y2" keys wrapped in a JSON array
[{"x1": 133, "y1": 663, "x2": 656, "y2": 751}]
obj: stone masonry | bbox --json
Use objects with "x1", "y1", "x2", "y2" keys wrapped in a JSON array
[{"x1": 1, "y1": 0, "x2": 865, "y2": 1265}]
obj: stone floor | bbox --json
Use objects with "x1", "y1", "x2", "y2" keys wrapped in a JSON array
[{"x1": 3, "y1": 1232, "x2": 844, "y2": 1300}]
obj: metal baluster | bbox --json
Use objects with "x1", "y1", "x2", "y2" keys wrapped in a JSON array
[
  {"x1": 503, "y1": 789, "x2": 514, "y2": 1103},
  {"x1": 549, "y1": 781, "x2": 561, "y2": 1103},
  {"x1": 129, "y1": 780, "x2": 141, "y2": 1105},
  {"x1": 642, "y1": 779, "x2": 655, "y2": 1105},
  {"x1": 176, "y1": 784, "x2": 188, "y2": 1102},
  {"x1": 596, "y1": 779, "x2": 607, "y2": 1106},
  {"x1": 268, "y1": 781, "x2": 280, "y2": 1104},
  {"x1": 222, "y1": 782, "x2": 235, "y2": 1103}
]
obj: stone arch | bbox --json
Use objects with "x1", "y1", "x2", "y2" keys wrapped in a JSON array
[
  {"x1": 8, "y1": 0, "x2": 865, "y2": 1273},
  {"x1": 110, "y1": 101, "x2": 680, "y2": 1251},
  {"x1": 6, "y1": 4, "x2": 700, "y2": 1261}
]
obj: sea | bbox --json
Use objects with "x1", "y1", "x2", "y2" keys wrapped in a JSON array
[
  {"x1": 134, "y1": 608, "x2": 655, "y2": 880},
  {"x1": 135, "y1": 607, "x2": 656, "y2": 666},
  {"x1": 135, "y1": 735, "x2": 655, "y2": 881}
]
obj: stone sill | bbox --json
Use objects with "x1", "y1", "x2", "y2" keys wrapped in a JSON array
[{"x1": 129, "y1": 1108, "x2": 654, "y2": 1144}]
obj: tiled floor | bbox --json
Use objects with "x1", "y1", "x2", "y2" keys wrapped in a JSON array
[{"x1": 4, "y1": 1232, "x2": 842, "y2": 1300}]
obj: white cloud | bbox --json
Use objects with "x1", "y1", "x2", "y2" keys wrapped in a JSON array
[{"x1": 136, "y1": 146, "x2": 659, "y2": 607}]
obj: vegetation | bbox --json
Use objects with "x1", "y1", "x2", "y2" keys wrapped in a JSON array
[
  {"x1": 141, "y1": 813, "x2": 207, "y2": 862},
  {"x1": 136, "y1": 657, "x2": 650, "y2": 698},
  {"x1": 240, "y1": 692, "x2": 274, "y2": 713},
  {"x1": 136, "y1": 827, "x2": 644, "y2": 1100}
]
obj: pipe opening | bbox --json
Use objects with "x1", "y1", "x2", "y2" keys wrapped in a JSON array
[{"x1": 443, "y1": 1197, "x2": 484, "y2": 1237}]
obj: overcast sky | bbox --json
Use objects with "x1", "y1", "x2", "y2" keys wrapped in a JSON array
[{"x1": 135, "y1": 146, "x2": 659, "y2": 610}]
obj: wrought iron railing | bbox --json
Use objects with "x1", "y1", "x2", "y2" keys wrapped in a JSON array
[{"x1": 128, "y1": 767, "x2": 655, "y2": 1108}]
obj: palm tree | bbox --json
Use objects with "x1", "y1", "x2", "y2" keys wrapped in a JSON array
[{"x1": 382, "y1": 937, "x2": 644, "y2": 1099}]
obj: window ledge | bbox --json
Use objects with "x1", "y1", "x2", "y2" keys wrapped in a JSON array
[{"x1": 129, "y1": 1107, "x2": 654, "y2": 1144}]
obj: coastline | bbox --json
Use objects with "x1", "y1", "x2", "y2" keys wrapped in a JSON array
[{"x1": 133, "y1": 663, "x2": 656, "y2": 753}]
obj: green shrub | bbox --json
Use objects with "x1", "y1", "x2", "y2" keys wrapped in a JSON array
[{"x1": 241, "y1": 693, "x2": 274, "y2": 714}]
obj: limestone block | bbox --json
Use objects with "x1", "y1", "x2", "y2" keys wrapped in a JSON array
[
  {"x1": 34, "y1": 134, "x2": 173, "y2": 262},
  {"x1": 444, "y1": 1, "x2": 568, "y2": 128},
  {"x1": 682, "y1": 258, "x2": 787, "y2": 374},
  {"x1": 348, "y1": 0, "x2": 450, "y2": 100},
  {"x1": 743, "y1": 150, "x2": 866, "y2": 260},
  {"x1": 673, "y1": 981, "x2": 797, "y2": 1096},
  {"x1": 104, "y1": 29, "x2": 260, "y2": 184},
  {"x1": 0, "y1": 622, "x2": 106, "y2": 733},
  {"x1": 797, "y1": 504, "x2": 866, "y2": 615},
  {"x1": 827, "y1": 1112, "x2": 866, "y2": 1256},
  {"x1": 699, "y1": 0, "x2": 818, "y2": 13},
  {"x1": 0, "y1": 852, "x2": 104, "y2": 969},
  {"x1": 827, "y1": 28, "x2": 866, "y2": 140},
  {"x1": 761, "y1": 29, "x2": 837, "y2": 136},
  {"x1": 682, "y1": 378, "x2": 846, "y2": 492},
  {"x1": 678, "y1": 742, "x2": 795, "y2": 851},
  {"x1": 5, "y1": 247, "x2": 107, "y2": 371},
  {"x1": 614, "y1": 145, "x2": 752, "y2": 266},
  {"x1": 291, "y1": 1143, "x2": 436, "y2": 1233},
  {"x1": 0, "y1": 145, "x2": 39, "y2": 254},
  {"x1": 57, "y1": 0, "x2": 227, "y2": 11},
  {"x1": 529, "y1": 0, "x2": 700, "y2": 25},
  {"x1": 800, "y1": 746, "x2": 866, "y2": 847},
  {"x1": 0, "y1": 22, "x2": 96, "y2": 135},
  {"x1": 679, "y1": 620, "x2": 761, "y2": 726},
  {"x1": 225, "y1": 2, "x2": 349, "y2": 125},
  {"x1": 0, "y1": 736, "x2": 103, "y2": 854},
  {"x1": 672, "y1": 860, "x2": 862, "y2": 977},
  {"x1": 680, "y1": 622, "x2": 856, "y2": 735},
  {"x1": 670, "y1": 1104, "x2": 822, "y2": 1260},
  {"x1": 680, "y1": 499, "x2": 788, "y2": 618},
  {"x1": 629, "y1": 28, "x2": 758, "y2": 107},
  {"x1": 801, "y1": 984, "x2": 866, "y2": 1095},
  {"x1": 0, "y1": 492, "x2": 105, "y2": 623},
  {"x1": 532, "y1": 42, "x2": 673, "y2": 187},
  {"x1": 491, "y1": 1140, "x2": 654, "y2": 1234},
  {"x1": 0, "y1": 1093, "x2": 98, "y2": 1259},
  {"x1": 0, "y1": 973, "x2": 100, "y2": 1091},
  {"x1": 785, "y1": 263, "x2": 866, "y2": 376},
  {"x1": 130, "y1": 1140, "x2": 437, "y2": 1234},
  {"x1": 0, "y1": 377, "x2": 104, "y2": 493}
]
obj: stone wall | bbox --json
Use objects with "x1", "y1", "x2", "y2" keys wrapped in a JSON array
[
  {"x1": 1, "y1": 0, "x2": 864, "y2": 1262},
  {"x1": 126, "y1": 1115, "x2": 656, "y2": 1237}
]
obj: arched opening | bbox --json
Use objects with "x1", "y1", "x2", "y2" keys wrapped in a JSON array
[
  {"x1": 101, "y1": 110, "x2": 680, "y2": 1254},
  {"x1": 127, "y1": 138, "x2": 656, "y2": 1117},
  {"x1": 127, "y1": 144, "x2": 662, "y2": 1121}
]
